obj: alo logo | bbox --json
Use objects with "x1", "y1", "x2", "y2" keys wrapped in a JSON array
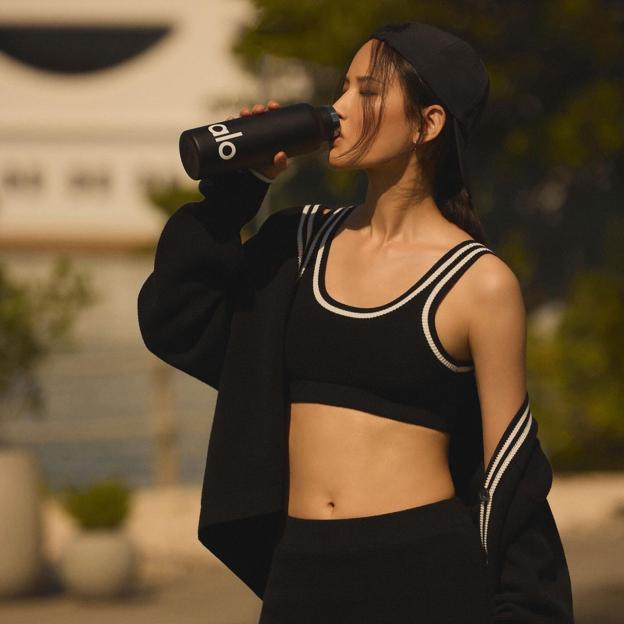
[{"x1": 207, "y1": 123, "x2": 243, "y2": 161}]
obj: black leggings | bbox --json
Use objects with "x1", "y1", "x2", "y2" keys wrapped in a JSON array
[{"x1": 258, "y1": 495, "x2": 493, "y2": 624}]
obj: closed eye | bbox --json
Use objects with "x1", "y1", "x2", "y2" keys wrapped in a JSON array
[{"x1": 341, "y1": 90, "x2": 377, "y2": 96}]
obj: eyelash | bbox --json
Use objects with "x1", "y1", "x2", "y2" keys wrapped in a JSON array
[{"x1": 341, "y1": 90, "x2": 376, "y2": 96}]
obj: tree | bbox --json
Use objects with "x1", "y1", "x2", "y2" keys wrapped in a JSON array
[
  {"x1": 0, "y1": 257, "x2": 97, "y2": 439},
  {"x1": 528, "y1": 268, "x2": 624, "y2": 470}
]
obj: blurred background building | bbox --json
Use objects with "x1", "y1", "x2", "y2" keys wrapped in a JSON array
[
  {"x1": 0, "y1": 0, "x2": 307, "y2": 489},
  {"x1": 0, "y1": 0, "x2": 294, "y2": 251}
]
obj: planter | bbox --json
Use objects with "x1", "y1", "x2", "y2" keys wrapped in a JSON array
[
  {"x1": 0, "y1": 445, "x2": 44, "y2": 597},
  {"x1": 58, "y1": 528, "x2": 138, "y2": 599}
]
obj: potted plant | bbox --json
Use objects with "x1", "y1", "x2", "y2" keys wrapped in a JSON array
[
  {"x1": 0, "y1": 257, "x2": 96, "y2": 598},
  {"x1": 57, "y1": 478, "x2": 139, "y2": 599}
]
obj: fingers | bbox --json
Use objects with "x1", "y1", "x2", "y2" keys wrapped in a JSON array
[
  {"x1": 239, "y1": 101, "x2": 280, "y2": 116},
  {"x1": 226, "y1": 102, "x2": 286, "y2": 175},
  {"x1": 274, "y1": 151, "x2": 288, "y2": 166}
]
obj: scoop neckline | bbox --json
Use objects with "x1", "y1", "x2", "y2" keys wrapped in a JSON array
[{"x1": 317, "y1": 205, "x2": 478, "y2": 313}]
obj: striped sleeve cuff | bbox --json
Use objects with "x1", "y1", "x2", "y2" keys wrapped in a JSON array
[{"x1": 249, "y1": 168, "x2": 276, "y2": 184}]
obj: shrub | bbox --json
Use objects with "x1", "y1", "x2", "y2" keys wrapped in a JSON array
[{"x1": 58, "y1": 478, "x2": 132, "y2": 530}]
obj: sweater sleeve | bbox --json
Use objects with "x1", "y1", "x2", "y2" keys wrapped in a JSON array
[
  {"x1": 137, "y1": 168, "x2": 274, "y2": 390},
  {"x1": 492, "y1": 497, "x2": 575, "y2": 623}
]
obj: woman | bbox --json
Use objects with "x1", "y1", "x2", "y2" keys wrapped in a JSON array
[
  {"x1": 138, "y1": 21, "x2": 574, "y2": 624},
  {"x1": 247, "y1": 22, "x2": 520, "y2": 623}
]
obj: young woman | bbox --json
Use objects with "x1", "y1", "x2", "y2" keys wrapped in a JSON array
[
  {"x1": 138, "y1": 20, "x2": 573, "y2": 624},
  {"x1": 247, "y1": 24, "x2": 522, "y2": 622}
]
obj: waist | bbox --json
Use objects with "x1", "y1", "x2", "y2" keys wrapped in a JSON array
[
  {"x1": 287, "y1": 402, "x2": 454, "y2": 519},
  {"x1": 281, "y1": 495, "x2": 472, "y2": 552}
]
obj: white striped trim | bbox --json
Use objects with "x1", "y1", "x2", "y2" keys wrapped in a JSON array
[
  {"x1": 313, "y1": 218, "x2": 487, "y2": 319},
  {"x1": 421, "y1": 245, "x2": 492, "y2": 372},
  {"x1": 305, "y1": 205, "x2": 321, "y2": 260},
  {"x1": 296, "y1": 204, "x2": 321, "y2": 271},
  {"x1": 479, "y1": 402, "x2": 533, "y2": 556},
  {"x1": 248, "y1": 168, "x2": 276, "y2": 183},
  {"x1": 298, "y1": 206, "x2": 351, "y2": 279}
]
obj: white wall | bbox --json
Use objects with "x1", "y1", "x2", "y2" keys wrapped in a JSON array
[
  {"x1": 0, "y1": 0, "x2": 312, "y2": 487},
  {"x1": 0, "y1": 0, "x2": 309, "y2": 249}
]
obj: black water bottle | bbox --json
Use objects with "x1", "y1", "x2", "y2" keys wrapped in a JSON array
[{"x1": 179, "y1": 102, "x2": 341, "y2": 180}]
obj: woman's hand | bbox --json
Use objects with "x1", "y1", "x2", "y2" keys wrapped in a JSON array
[{"x1": 226, "y1": 100, "x2": 289, "y2": 180}]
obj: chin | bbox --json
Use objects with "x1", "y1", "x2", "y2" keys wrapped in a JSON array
[
  {"x1": 327, "y1": 155, "x2": 360, "y2": 173},
  {"x1": 327, "y1": 159, "x2": 349, "y2": 172},
  {"x1": 327, "y1": 148, "x2": 353, "y2": 169}
]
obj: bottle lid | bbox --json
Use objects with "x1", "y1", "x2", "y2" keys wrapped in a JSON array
[{"x1": 317, "y1": 105, "x2": 341, "y2": 142}]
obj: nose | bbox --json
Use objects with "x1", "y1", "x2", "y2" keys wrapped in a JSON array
[{"x1": 332, "y1": 106, "x2": 345, "y2": 137}]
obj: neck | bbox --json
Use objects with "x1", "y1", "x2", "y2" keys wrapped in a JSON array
[{"x1": 354, "y1": 172, "x2": 443, "y2": 246}]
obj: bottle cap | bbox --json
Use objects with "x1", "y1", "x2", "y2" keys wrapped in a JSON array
[{"x1": 318, "y1": 105, "x2": 341, "y2": 141}]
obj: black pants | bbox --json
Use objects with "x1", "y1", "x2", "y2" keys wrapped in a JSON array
[{"x1": 258, "y1": 495, "x2": 493, "y2": 624}]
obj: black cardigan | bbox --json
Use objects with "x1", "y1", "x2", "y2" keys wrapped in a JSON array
[{"x1": 137, "y1": 168, "x2": 575, "y2": 622}]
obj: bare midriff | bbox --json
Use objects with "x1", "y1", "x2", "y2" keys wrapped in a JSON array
[{"x1": 286, "y1": 403, "x2": 455, "y2": 519}]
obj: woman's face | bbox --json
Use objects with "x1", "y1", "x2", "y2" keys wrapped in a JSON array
[{"x1": 329, "y1": 39, "x2": 416, "y2": 170}]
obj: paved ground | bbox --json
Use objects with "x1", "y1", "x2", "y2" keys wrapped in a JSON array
[
  {"x1": 0, "y1": 557, "x2": 263, "y2": 624},
  {"x1": 1, "y1": 475, "x2": 623, "y2": 623},
  {"x1": 1, "y1": 521, "x2": 623, "y2": 624},
  {"x1": 562, "y1": 518, "x2": 624, "y2": 624}
]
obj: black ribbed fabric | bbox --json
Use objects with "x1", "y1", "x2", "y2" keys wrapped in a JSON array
[
  {"x1": 258, "y1": 496, "x2": 493, "y2": 624},
  {"x1": 285, "y1": 203, "x2": 495, "y2": 433}
]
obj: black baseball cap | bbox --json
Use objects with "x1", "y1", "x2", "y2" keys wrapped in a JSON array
[{"x1": 369, "y1": 21, "x2": 490, "y2": 195}]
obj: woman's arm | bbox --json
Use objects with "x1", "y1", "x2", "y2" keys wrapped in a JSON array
[
  {"x1": 468, "y1": 254, "x2": 527, "y2": 471},
  {"x1": 468, "y1": 257, "x2": 574, "y2": 623},
  {"x1": 137, "y1": 168, "x2": 275, "y2": 391}
]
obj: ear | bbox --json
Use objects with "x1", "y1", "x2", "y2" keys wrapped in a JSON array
[{"x1": 416, "y1": 104, "x2": 446, "y2": 144}]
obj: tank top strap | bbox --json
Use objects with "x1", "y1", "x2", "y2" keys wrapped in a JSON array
[
  {"x1": 424, "y1": 240, "x2": 496, "y2": 297},
  {"x1": 421, "y1": 241, "x2": 496, "y2": 372},
  {"x1": 296, "y1": 204, "x2": 354, "y2": 279},
  {"x1": 417, "y1": 239, "x2": 496, "y2": 295}
]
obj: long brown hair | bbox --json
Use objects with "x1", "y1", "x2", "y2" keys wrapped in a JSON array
[{"x1": 333, "y1": 36, "x2": 488, "y2": 245}]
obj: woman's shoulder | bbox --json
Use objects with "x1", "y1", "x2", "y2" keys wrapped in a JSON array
[{"x1": 462, "y1": 247, "x2": 524, "y2": 319}]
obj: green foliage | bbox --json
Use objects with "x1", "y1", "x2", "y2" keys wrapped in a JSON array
[
  {"x1": 0, "y1": 257, "x2": 98, "y2": 429},
  {"x1": 145, "y1": 181, "x2": 202, "y2": 220},
  {"x1": 546, "y1": 80, "x2": 624, "y2": 168},
  {"x1": 57, "y1": 478, "x2": 132, "y2": 530},
  {"x1": 528, "y1": 268, "x2": 624, "y2": 470},
  {"x1": 142, "y1": 179, "x2": 258, "y2": 242}
]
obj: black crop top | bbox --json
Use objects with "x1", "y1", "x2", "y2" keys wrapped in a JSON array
[{"x1": 284, "y1": 203, "x2": 496, "y2": 434}]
